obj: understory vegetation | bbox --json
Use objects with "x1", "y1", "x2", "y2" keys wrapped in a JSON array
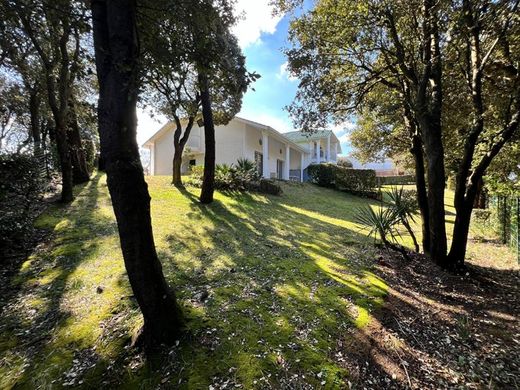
[
  {"x1": 0, "y1": 174, "x2": 517, "y2": 388},
  {"x1": 0, "y1": 174, "x2": 386, "y2": 388}
]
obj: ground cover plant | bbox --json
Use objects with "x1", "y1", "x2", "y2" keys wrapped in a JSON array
[
  {"x1": 0, "y1": 174, "x2": 387, "y2": 388},
  {"x1": 0, "y1": 175, "x2": 517, "y2": 388}
]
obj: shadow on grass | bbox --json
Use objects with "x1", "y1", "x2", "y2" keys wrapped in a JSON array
[
  {"x1": 0, "y1": 172, "x2": 124, "y2": 388},
  {"x1": 144, "y1": 185, "x2": 389, "y2": 388}
]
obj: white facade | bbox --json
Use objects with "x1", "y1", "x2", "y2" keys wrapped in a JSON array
[{"x1": 143, "y1": 117, "x2": 342, "y2": 181}]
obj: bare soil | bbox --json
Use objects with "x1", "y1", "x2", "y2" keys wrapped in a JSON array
[{"x1": 342, "y1": 247, "x2": 520, "y2": 389}]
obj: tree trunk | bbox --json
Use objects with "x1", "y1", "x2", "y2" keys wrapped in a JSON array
[
  {"x1": 55, "y1": 119, "x2": 74, "y2": 202},
  {"x1": 416, "y1": 0, "x2": 448, "y2": 266},
  {"x1": 171, "y1": 116, "x2": 195, "y2": 187},
  {"x1": 91, "y1": 0, "x2": 183, "y2": 348},
  {"x1": 29, "y1": 88, "x2": 42, "y2": 156},
  {"x1": 172, "y1": 146, "x2": 183, "y2": 186},
  {"x1": 68, "y1": 100, "x2": 90, "y2": 184},
  {"x1": 199, "y1": 72, "x2": 215, "y2": 204}
]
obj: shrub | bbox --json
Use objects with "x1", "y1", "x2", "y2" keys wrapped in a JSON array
[
  {"x1": 377, "y1": 175, "x2": 415, "y2": 186},
  {"x1": 308, "y1": 163, "x2": 377, "y2": 196},
  {"x1": 0, "y1": 153, "x2": 45, "y2": 255},
  {"x1": 188, "y1": 159, "x2": 280, "y2": 194},
  {"x1": 257, "y1": 179, "x2": 282, "y2": 195},
  {"x1": 334, "y1": 167, "x2": 377, "y2": 194},
  {"x1": 307, "y1": 163, "x2": 336, "y2": 187}
]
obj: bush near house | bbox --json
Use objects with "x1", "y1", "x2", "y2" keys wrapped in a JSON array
[
  {"x1": 308, "y1": 163, "x2": 378, "y2": 198},
  {"x1": 188, "y1": 159, "x2": 282, "y2": 195},
  {"x1": 0, "y1": 153, "x2": 44, "y2": 257}
]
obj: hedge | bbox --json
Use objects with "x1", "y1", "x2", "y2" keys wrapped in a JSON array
[
  {"x1": 0, "y1": 153, "x2": 45, "y2": 257},
  {"x1": 376, "y1": 175, "x2": 415, "y2": 186},
  {"x1": 307, "y1": 163, "x2": 378, "y2": 197}
]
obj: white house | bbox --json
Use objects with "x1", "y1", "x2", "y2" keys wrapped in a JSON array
[{"x1": 142, "y1": 116, "x2": 342, "y2": 181}]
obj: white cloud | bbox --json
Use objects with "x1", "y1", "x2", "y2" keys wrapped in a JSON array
[
  {"x1": 232, "y1": 0, "x2": 283, "y2": 48},
  {"x1": 276, "y1": 61, "x2": 298, "y2": 82}
]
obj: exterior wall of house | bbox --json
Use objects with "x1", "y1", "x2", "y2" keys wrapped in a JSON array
[
  {"x1": 148, "y1": 118, "x2": 312, "y2": 180},
  {"x1": 153, "y1": 123, "x2": 205, "y2": 175},
  {"x1": 243, "y1": 124, "x2": 263, "y2": 162},
  {"x1": 214, "y1": 120, "x2": 246, "y2": 165}
]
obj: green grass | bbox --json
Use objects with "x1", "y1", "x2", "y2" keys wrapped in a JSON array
[{"x1": 0, "y1": 173, "x2": 389, "y2": 389}]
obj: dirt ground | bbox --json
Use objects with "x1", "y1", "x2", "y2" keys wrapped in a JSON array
[{"x1": 341, "y1": 244, "x2": 520, "y2": 389}]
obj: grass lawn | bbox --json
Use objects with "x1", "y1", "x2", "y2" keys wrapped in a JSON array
[{"x1": 0, "y1": 173, "x2": 390, "y2": 389}]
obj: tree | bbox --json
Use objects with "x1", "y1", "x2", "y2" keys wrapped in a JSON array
[
  {"x1": 139, "y1": 0, "x2": 254, "y2": 188},
  {"x1": 188, "y1": 0, "x2": 258, "y2": 204},
  {"x1": 0, "y1": 0, "x2": 91, "y2": 201},
  {"x1": 282, "y1": 0, "x2": 520, "y2": 269},
  {"x1": 277, "y1": 0, "x2": 447, "y2": 264},
  {"x1": 446, "y1": 0, "x2": 520, "y2": 266},
  {"x1": 91, "y1": 0, "x2": 183, "y2": 347}
]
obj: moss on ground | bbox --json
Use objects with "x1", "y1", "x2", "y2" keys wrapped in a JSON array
[{"x1": 1, "y1": 173, "x2": 391, "y2": 389}]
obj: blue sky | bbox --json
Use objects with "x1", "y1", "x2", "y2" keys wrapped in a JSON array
[{"x1": 136, "y1": 0, "x2": 353, "y2": 156}]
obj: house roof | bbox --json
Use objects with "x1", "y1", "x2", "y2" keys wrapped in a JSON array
[
  {"x1": 284, "y1": 130, "x2": 333, "y2": 142},
  {"x1": 142, "y1": 116, "x2": 308, "y2": 153},
  {"x1": 284, "y1": 130, "x2": 342, "y2": 153}
]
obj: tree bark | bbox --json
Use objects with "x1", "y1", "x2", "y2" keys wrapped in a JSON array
[
  {"x1": 172, "y1": 146, "x2": 183, "y2": 186},
  {"x1": 91, "y1": 0, "x2": 183, "y2": 348},
  {"x1": 171, "y1": 116, "x2": 195, "y2": 187},
  {"x1": 199, "y1": 72, "x2": 216, "y2": 204},
  {"x1": 68, "y1": 99, "x2": 90, "y2": 184},
  {"x1": 55, "y1": 118, "x2": 74, "y2": 202},
  {"x1": 416, "y1": 0, "x2": 448, "y2": 266},
  {"x1": 404, "y1": 104, "x2": 431, "y2": 254}
]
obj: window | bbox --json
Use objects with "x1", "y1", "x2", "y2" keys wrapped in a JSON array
[{"x1": 189, "y1": 159, "x2": 196, "y2": 166}]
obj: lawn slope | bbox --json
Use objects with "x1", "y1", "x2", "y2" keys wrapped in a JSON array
[{"x1": 0, "y1": 174, "x2": 387, "y2": 389}]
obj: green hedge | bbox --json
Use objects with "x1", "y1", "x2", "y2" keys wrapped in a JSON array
[
  {"x1": 376, "y1": 175, "x2": 415, "y2": 186},
  {"x1": 0, "y1": 153, "x2": 44, "y2": 256},
  {"x1": 307, "y1": 163, "x2": 377, "y2": 197}
]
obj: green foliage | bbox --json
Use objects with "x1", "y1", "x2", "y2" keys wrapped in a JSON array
[
  {"x1": 308, "y1": 163, "x2": 377, "y2": 197},
  {"x1": 307, "y1": 163, "x2": 336, "y2": 187},
  {"x1": 387, "y1": 187, "x2": 418, "y2": 223},
  {"x1": 188, "y1": 159, "x2": 280, "y2": 194},
  {"x1": 257, "y1": 179, "x2": 283, "y2": 195},
  {"x1": 355, "y1": 205, "x2": 400, "y2": 244},
  {"x1": 0, "y1": 153, "x2": 44, "y2": 253},
  {"x1": 335, "y1": 168, "x2": 377, "y2": 195},
  {"x1": 355, "y1": 186, "x2": 420, "y2": 252},
  {"x1": 336, "y1": 157, "x2": 353, "y2": 168},
  {"x1": 377, "y1": 175, "x2": 415, "y2": 186}
]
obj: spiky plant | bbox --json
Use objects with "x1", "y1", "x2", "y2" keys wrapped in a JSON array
[
  {"x1": 354, "y1": 205, "x2": 401, "y2": 245},
  {"x1": 387, "y1": 186, "x2": 420, "y2": 252}
]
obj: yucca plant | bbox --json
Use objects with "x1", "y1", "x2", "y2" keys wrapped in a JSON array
[
  {"x1": 235, "y1": 158, "x2": 258, "y2": 181},
  {"x1": 387, "y1": 186, "x2": 420, "y2": 252},
  {"x1": 355, "y1": 205, "x2": 401, "y2": 246}
]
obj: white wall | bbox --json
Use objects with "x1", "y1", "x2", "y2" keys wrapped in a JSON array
[
  {"x1": 215, "y1": 120, "x2": 246, "y2": 165},
  {"x1": 153, "y1": 123, "x2": 204, "y2": 175}
]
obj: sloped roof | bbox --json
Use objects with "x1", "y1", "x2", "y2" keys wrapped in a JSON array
[{"x1": 284, "y1": 130, "x2": 334, "y2": 142}]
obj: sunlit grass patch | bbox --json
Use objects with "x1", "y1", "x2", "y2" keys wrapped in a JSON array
[{"x1": 1, "y1": 174, "x2": 390, "y2": 388}]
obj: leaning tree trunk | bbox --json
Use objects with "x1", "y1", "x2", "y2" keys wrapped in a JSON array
[
  {"x1": 68, "y1": 100, "x2": 90, "y2": 184},
  {"x1": 91, "y1": 0, "x2": 183, "y2": 348},
  {"x1": 199, "y1": 72, "x2": 216, "y2": 204}
]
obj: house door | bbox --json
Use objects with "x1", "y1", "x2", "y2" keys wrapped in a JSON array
[
  {"x1": 276, "y1": 159, "x2": 283, "y2": 179},
  {"x1": 255, "y1": 151, "x2": 263, "y2": 176}
]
